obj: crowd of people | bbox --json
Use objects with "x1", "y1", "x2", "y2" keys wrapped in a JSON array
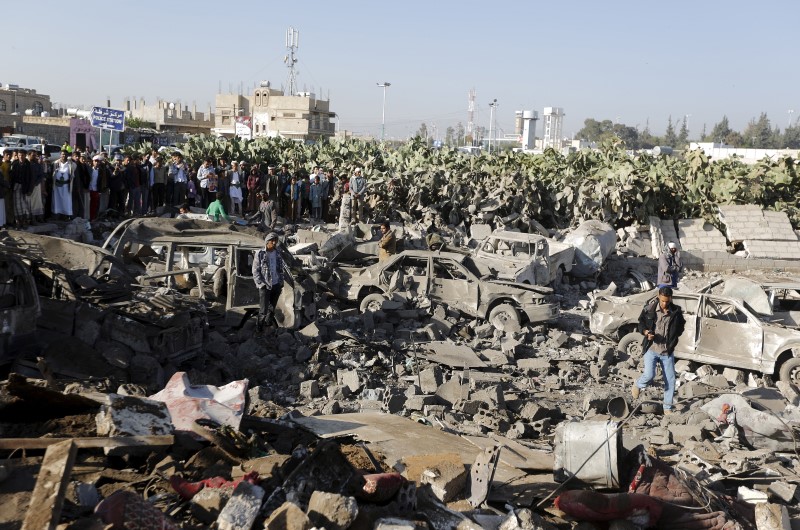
[{"x1": 0, "y1": 146, "x2": 371, "y2": 229}]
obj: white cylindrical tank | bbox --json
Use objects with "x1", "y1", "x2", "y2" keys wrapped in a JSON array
[
  {"x1": 653, "y1": 146, "x2": 673, "y2": 156},
  {"x1": 66, "y1": 108, "x2": 79, "y2": 116},
  {"x1": 76, "y1": 110, "x2": 91, "y2": 119},
  {"x1": 40, "y1": 112, "x2": 50, "y2": 117}
]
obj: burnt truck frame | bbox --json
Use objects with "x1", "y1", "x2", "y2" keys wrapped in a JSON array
[{"x1": 102, "y1": 218, "x2": 301, "y2": 327}]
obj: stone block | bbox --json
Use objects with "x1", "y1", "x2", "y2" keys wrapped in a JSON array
[
  {"x1": 336, "y1": 369, "x2": 360, "y2": 393},
  {"x1": 96, "y1": 394, "x2": 172, "y2": 438},
  {"x1": 405, "y1": 395, "x2": 437, "y2": 411},
  {"x1": 721, "y1": 368, "x2": 745, "y2": 386},
  {"x1": 647, "y1": 427, "x2": 672, "y2": 445},
  {"x1": 519, "y1": 402, "x2": 548, "y2": 421},
  {"x1": 679, "y1": 381, "x2": 713, "y2": 399},
  {"x1": 327, "y1": 385, "x2": 351, "y2": 400},
  {"x1": 516, "y1": 357, "x2": 551, "y2": 372},
  {"x1": 264, "y1": 501, "x2": 310, "y2": 530},
  {"x1": 306, "y1": 491, "x2": 359, "y2": 530},
  {"x1": 216, "y1": 481, "x2": 265, "y2": 530},
  {"x1": 471, "y1": 385, "x2": 504, "y2": 409},
  {"x1": 768, "y1": 481, "x2": 798, "y2": 504},
  {"x1": 191, "y1": 487, "x2": 232, "y2": 524},
  {"x1": 383, "y1": 390, "x2": 407, "y2": 414},
  {"x1": 129, "y1": 354, "x2": 165, "y2": 391},
  {"x1": 403, "y1": 453, "x2": 467, "y2": 503},
  {"x1": 667, "y1": 424, "x2": 703, "y2": 444},
  {"x1": 322, "y1": 400, "x2": 341, "y2": 415},
  {"x1": 419, "y1": 366, "x2": 443, "y2": 394},
  {"x1": 753, "y1": 503, "x2": 790, "y2": 530},
  {"x1": 435, "y1": 377, "x2": 466, "y2": 406},
  {"x1": 703, "y1": 375, "x2": 731, "y2": 389},
  {"x1": 299, "y1": 380, "x2": 320, "y2": 400},
  {"x1": 454, "y1": 399, "x2": 486, "y2": 416},
  {"x1": 674, "y1": 359, "x2": 693, "y2": 373},
  {"x1": 374, "y1": 518, "x2": 418, "y2": 530},
  {"x1": 776, "y1": 381, "x2": 800, "y2": 406}
]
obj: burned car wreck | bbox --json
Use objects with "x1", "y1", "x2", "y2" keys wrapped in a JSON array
[
  {"x1": 102, "y1": 218, "x2": 317, "y2": 328},
  {"x1": 589, "y1": 287, "x2": 800, "y2": 383},
  {"x1": 329, "y1": 249, "x2": 559, "y2": 331}
]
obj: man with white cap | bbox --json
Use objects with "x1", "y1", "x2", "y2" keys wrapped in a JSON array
[
  {"x1": 657, "y1": 242, "x2": 682, "y2": 288},
  {"x1": 252, "y1": 232, "x2": 284, "y2": 333}
]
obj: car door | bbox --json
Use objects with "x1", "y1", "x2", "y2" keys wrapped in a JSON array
[
  {"x1": 229, "y1": 247, "x2": 259, "y2": 309},
  {"x1": 669, "y1": 293, "x2": 699, "y2": 358},
  {"x1": 429, "y1": 257, "x2": 479, "y2": 316},
  {"x1": 695, "y1": 296, "x2": 763, "y2": 370}
]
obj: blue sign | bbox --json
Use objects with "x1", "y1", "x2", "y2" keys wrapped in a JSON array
[{"x1": 90, "y1": 106, "x2": 126, "y2": 132}]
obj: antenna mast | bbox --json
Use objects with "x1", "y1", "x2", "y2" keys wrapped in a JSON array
[
  {"x1": 467, "y1": 88, "x2": 476, "y2": 145},
  {"x1": 284, "y1": 27, "x2": 299, "y2": 96}
]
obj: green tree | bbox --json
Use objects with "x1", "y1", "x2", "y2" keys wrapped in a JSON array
[
  {"x1": 445, "y1": 126, "x2": 455, "y2": 146},
  {"x1": 783, "y1": 125, "x2": 800, "y2": 148},
  {"x1": 611, "y1": 124, "x2": 639, "y2": 148},
  {"x1": 664, "y1": 116, "x2": 678, "y2": 146},
  {"x1": 576, "y1": 118, "x2": 614, "y2": 142},
  {"x1": 706, "y1": 116, "x2": 733, "y2": 143},
  {"x1": 677, "y1": 116, "x2": 688, "y2": 147},
  {"x1": 741, "y1": 113, "x2": 773, "y2": 148},
  {"x1": 455, "y1": 122, "x2": 465, "y2": 146},
  {"x1": 416, "y1": 122, "x2": 428, "y2": 139}
]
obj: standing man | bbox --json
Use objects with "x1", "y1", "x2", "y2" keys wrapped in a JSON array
[
  {"x1": 631, "y1": 286, "x2": 685, "y2": 415},
  {"x1": 276, "y1": 163, "x2": 291, "y2": 215},
  {"x1": 87, "y1": 155, "x2": 108, "y2": 220},
  {"x1": 349, "y1": 167, "x2": 367, "y2": 223},
  {"x1": 247, "y1": 192, "x2": 278, "y2": 232},
  {"x1": 657, "y1": 242, "x2": 683, "y2": 288},
  {"x1": 27, "y1": 151, "x2": 45, "y2": 224},
  {"x1": 378, "y1": 221, "x2": 396, "y2": 261},
  {"x1": 51, "y1": 149, "x2": 75, "y2": 221},
  {"x1": 170, "y1": 153, "x2": 189, "y2": 206},
  {"x1": 252, "y1": 232, "x2": 284, "y2": 333},
  {"x1": 197, "y1": 157, "x2": 215, "y2": 207},
  {"x1": 228, "y1": 161, "x2": 243, "y2": 215}
]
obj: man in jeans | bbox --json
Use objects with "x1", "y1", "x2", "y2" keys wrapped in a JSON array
[
  {"x1": 631, "y1": 286, "x2": 685, "y2": 414},
  {"x1": 252, "y1": 232, "x2": 284, "y2": 333}
]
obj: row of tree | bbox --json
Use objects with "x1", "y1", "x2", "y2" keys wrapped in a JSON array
[{"x1": 576, "y1": 113, "x2": 800, "y2": 150}]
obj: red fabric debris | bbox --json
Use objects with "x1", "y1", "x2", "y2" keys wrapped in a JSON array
[
  {"x1": 555, "y1": 490, "x2": 663, "y2": 525},
  {"x1": 95, "y1": 490, "x2": 180, "y2": 530},
  {"x1": 357, "y1": 472, "x2": 407, "y2": 503},
  {"x1": 169, "y1": 471, "x2": 260, "y2": 500}
]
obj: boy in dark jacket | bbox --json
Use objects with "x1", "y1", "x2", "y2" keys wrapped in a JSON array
[{"x1": 631, "y1": 286, "x2": 685, "y2": 414}]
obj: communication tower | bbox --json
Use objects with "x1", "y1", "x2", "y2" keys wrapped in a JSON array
[
  {"x1": 467, "y1": 89, "x2": 476, "y2": 145},
  {"x1": 284, "y1": 27, "x2": 300, "y2": 96}
]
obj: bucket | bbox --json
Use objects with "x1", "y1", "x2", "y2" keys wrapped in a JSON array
[
  {"x1": 607, "y1": 396, "x2": 630, "y2": 419},
  {"x1": 553, "y1": 420, "x2": 621, "y2": 488}
]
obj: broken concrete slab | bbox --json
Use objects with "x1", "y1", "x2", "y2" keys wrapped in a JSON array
[
  {"x1": 264, "y1": 501, "x2": 311, "y2": 530},
  {"x1": 418, "y1": 366, "x2": 443, "y2": 394},
  {"x1": 402, "y1": 453, "x2": 467, "y2": 503},
  {"x1": 96, "y1": 394, "x2": 173, "y2": 439},
  {"x1": 420, "y1": 341, "x2": 487, "y2": 369}
]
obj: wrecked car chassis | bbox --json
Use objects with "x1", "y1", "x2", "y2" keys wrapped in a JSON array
[
  {"x1": 330, "y1": 250, "x2": 558, "y2": 330},
  {"x1": 590, "y1": 288, "x2": 800, "y2": 383}
]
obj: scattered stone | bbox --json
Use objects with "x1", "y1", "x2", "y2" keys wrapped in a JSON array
[
  {"x1": 776, "y1": 381, "x2": 800, "y2": 406},
  {"x1": 405, "y1": 395, "x2": 437, "y2": 411},
  {"x1": 767, "y1": 481, "x2": 797, "y2": 504},
  {"x1": 216, "y1": 481, "x2": 265, "y2": 530},
  {"x1": 419, "y1": 366, "x2": 443, "y2": 394},
  {"x1": 299, "y1": 380, "x2": 320, "y2": 400},
  {"x1": 722, "y1": 367, "x2": 745, "y2": 385},
  {"x1": 403, "y1": 453, "x2": 467, "y2": 503},
  {"x1": 337, "y1": 369, "x2": 360, "y2": 393},
  {"x1": 322, "y1": 400, "x2": 342, "y2": 415},
  {"x1": 264, "y1": 500, "x2": 310, "y2": 530},
  {"x1": 754, "y1": 503, "x2": 790, "y2": 530},
  {"x1": 191, "y1": 487, "x2": 232, "y2": 524},
  {"x1": 306, "y1": 491, "x2": 359, "y2": 530},
  {"x1": 327, "y1": 385, "x2": 352, "y2": 400},
  {"x1": 435, "y1": 377, "x2": 466, "y2": 407}
]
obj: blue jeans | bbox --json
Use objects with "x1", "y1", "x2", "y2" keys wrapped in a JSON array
[{"x1": 636, "y1": 348, "x2": 675, "y2": 410}]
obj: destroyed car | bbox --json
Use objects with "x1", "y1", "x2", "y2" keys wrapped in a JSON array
[
  {"x1": 472, "y1": 229, "x2": 574, "y2": 287},
  {"x1": 2, "y1": 230, "x2": 207, "y2": 365},
  {"x1": 330, "y1": 250, "x2": 558, "y2": 330},
  {"x1": 589, "y1": 288, "x2": 800, "y2": 383},
  {"x1": 0, "y1": 252, "x2": 40, "y2": 363},
  {"x1": 102, "y1": 218, "x2": 309, "y2": 328}
]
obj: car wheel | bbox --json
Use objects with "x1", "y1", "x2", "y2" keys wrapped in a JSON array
[
  {"x1": 779, "y1": 357, "x2": 800, "y2": 385},
  {"x1": 618, "y1": 332, "x2": 644, "y2": 361},
  {"x1": 359, "y1": 293, "x2": 386, "y2": 313},
  {"x1": 488, "y1": 303, "x2": 521, "y2": 333}
]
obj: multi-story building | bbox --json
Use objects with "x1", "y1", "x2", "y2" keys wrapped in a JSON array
[
  {"x1": 214, "y1": 82, "x2": 336, "y2": 141},
  {"x1": 0, "y1": 83, "x2": 53, "y2": 116},
  {"x1": 125, "y1": 98, "x2": 214, "y2": 135}
]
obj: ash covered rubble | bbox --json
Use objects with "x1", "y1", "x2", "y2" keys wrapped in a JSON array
[{"x1": 1, "y1": 209, "x2": 800, "y2": 529}]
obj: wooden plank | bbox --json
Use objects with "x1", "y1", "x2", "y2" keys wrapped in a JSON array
[
  {"x1": 0, "y1": 435, "x2": 174, "y2": 451},
  {"x1": 22, "y1": 439, "x2": 77, "y2": 530}
]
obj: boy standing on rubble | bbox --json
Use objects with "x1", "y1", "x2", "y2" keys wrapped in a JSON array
[{"x1": 252, "y1": 232, "x2": 284, "y2": 333}]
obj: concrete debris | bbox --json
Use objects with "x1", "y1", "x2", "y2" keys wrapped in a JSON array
[{"x1": 6, "y1": 200, "x2": 800, "y2": 530}]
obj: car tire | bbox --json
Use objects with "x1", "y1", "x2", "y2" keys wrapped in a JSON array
[
  {"x1": 360, "y1": 293, "x2": 386, "y2": 313},
  {"x1": 618, "y1": 332, "x2": 645, "y2": 361},
  {"x1": 779, "y1": 357, "x2": 800, "y2": 385},
  {"x1": 488, "y1": 303, "x2": 521, "y2": 333}
]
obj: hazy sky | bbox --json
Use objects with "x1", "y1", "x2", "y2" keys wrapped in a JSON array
[{"x1": 5, "y1": 0, "x2": 798, "y2": 140}]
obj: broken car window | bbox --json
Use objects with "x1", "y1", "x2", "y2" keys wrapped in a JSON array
[{"x1": 433, "y1": 259, "x2": 467, "y2": 281}]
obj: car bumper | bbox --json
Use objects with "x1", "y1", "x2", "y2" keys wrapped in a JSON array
[{"x1": 522, "y1": 303, "x2": 559, "y2": 323}]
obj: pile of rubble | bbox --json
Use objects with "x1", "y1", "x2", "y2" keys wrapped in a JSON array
[{"x1": 3, "y1": 205, "x2": 800, "y2": 529}]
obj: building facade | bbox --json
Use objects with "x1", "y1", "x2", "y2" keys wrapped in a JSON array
[
  {"x1": 214, "y1": 83, "x2": 336, "y2": 141},
  {"x1": 125, "y1": 98, "x2": 214, "y2": 135},
  {"x1": 0, "y1": 84, "x2": 53, "y2": 116}
]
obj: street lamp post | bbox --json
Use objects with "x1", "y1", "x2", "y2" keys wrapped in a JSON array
[
  {"x1": 788, "y1": 109, "x2": 794, "y2": 130},
  {"x1": 685, "y1": 114, "x2": 691, "y2": 141},
  {"x1": 377, "y1": 82, "x2": 391, "y2": 141},
  {"x1": 488, "y1": 99, "x2": 498, "y2": 153}
]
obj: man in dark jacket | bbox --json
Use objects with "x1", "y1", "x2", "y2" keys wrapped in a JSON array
[
  {"x1": 631, "y1": 286, "x2": 685, "y2": 414},
  {"x1": 252, "y1": 232, "x2": 284, "y2": 333}
]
